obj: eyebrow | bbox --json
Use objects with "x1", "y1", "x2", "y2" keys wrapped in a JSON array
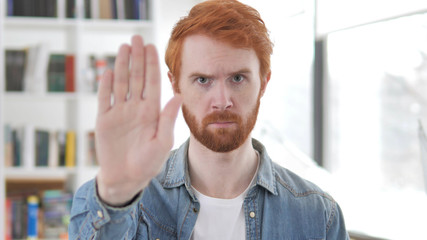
[{"x1": 188, "y1": 68, "x2": 253, "y2": 79}]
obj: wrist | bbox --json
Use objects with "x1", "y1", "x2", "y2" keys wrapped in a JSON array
[{"x1": 96, "y1": 174, "x2": 147, "y2": 207}]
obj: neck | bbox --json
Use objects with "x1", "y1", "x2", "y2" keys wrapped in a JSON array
[{"x1": 188, "y1": 135, "x2": 258, "y2": 199}]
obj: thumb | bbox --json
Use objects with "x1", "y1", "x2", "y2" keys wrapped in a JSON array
[{"x1": 156, "y1": 95, "x2": 183, "y2": 148}]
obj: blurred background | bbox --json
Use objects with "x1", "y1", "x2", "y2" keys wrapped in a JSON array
[{"x1": 1, "y1": 0, "x2": 426, "y2": 239}]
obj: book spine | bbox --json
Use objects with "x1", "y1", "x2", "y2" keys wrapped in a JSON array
[
  {"x1": 4, "y1": 125, "x2": 14, "y2": 167},
  {"x1": 48, "y1": 54, "x2": 66, "y2": 92},
  {"x1": 65, "y1": 131, "x2": 76, "y2": 167},
  {"x1": 35, "y1": 130, "x2": 50, "y2": 167},
  {"x1": 116, "y1": 0, "x2": 124, "y2": 19},
  {"x1": 66, "y1": 0, "x2": 76, "y2": 18},
  {"x1": 23, "y1": 125, "x2": 35, "y2": 169},
  {"x1": 91, "y1": 0, "x2": 99, "y2": 19},
  {"x1": 27, "y1": 196, "x2": 39, "y2": 239},
  {"x1": 133, "y1": 0, "x2": 140, "y2": 20},
  {"x1": 5, "y1": 198, "x2": 12, "y2": 240},
  {"x1": 32, "y1": 42, "x2": 50, "y2": 93},
  {"x1": 7, "y1": 0, "x2": 13, "y2": 16},
  {"x1": 65, "y1": 55, "x2": 75, "y2": 92},
  {"x1": 48, "y1": 131, "x2": 59, "y2": 168},
  {"x1": 99, "y1": 0, "x2": 112, "y2": 19},
  {"x1": 11, "y1": 129, "x2": 22, "y2": 167},
  {"x1": 57, "y1": 131, "x2": 66, "y2": 167},
  {"x1": 111, "y1": 0, "x2": 117, "y2": 19},
  {"x1": 5, "y1": 50, "x2": 27, "y2": 92}
]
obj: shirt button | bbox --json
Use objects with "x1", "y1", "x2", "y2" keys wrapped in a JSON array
[
  {"x1": 249, "y1": 211, "x2": 255, "y2": 218},
  {"x1": 97, "y1": 210, "x2": 103, "y2": 218}
]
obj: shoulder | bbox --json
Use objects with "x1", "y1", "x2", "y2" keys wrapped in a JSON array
[{"x1": 272, "y1": 161, "x2": 334, "y2": 202}]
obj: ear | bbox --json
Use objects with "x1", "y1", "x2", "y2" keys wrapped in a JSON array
[
  {"x1": 168, "y1": 71, "x2": 179, "y2": 94},
  {"x1": 260, "y1": 72, "x2": 271, "y2": 97}
]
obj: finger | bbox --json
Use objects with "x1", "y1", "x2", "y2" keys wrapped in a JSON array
[
  {"x1": 156, "y1": 96, "x2": 183, "y2": 149},
  {"x1": 144, "y1": 44, "x2": 161, "y2": 111},
  {"x1": 113, "y1": 44, "x2": 131, "y2": 104},
  {"x1": 98, "y1": 69, "x2": 113, "y2": 114},
  {"x1": 130, "y1": 35, "x2": 145, "y2": 100}
]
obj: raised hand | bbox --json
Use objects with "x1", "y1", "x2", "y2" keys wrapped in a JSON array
[{"x1": 95, "y1": 35, "x2": 182, "y2": 206}]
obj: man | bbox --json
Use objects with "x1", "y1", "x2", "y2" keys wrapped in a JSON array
[{"x1": 69, "y1": 0, "x2": 349, "y2": 239}]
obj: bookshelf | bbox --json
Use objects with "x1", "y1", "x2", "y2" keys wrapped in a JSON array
[{"x1": 0, "y1": 0, "x2": 158, "y2": 239}]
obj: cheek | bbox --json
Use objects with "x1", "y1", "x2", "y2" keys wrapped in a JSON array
[{"x1": 235, "y1": 86, "x2": 260, "y2": 107}]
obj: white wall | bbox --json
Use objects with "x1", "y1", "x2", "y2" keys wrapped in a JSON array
[
  {"x1": 316, "y1": 0, "x2": 427, "y2": 35},
  {"x1": 155, "y1": 0, "x2": 200, "y2": 148},
  {"x1": 155, "y1": 0, "x2": 316, "y2": 157}
]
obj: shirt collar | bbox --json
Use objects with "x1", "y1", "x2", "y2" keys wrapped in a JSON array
[{"x1": 161, "y1": 138, "x2": 278, "y2": 196}]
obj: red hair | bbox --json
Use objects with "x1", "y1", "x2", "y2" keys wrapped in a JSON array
[{"x1": 165, "y1": 0, "x2": 273, "y2": 92}]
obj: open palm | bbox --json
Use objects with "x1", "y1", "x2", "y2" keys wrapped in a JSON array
[{"x1": 95, "y1": 35, "x2": 182, "y2": 206}]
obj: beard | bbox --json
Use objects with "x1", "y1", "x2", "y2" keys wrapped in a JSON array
[{"x1": 182, "y1": 96, "x2": 261, "y2": 153}]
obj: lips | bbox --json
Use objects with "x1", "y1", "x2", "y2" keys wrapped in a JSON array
[{"x1": 209, "y1": 121, "x2": 236, "y2": 128}]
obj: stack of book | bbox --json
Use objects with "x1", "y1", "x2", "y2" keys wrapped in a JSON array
[
  {"x1": 47, "y1": 54, "x2": 75, "y2": 92},
  {"x1": 5, "y1": 190, "x2": 73, "y2": 240},
  {"x1": 7, "y1": 0, "x2": 58, "y2": 18},
  {"x1": 5, "y1": 45, "x2": 76, "y2": 94},
  {"x1": 3, "y1": 125, "x2": 77, "y2": 168},
  {"x1": 84, "y1": 0, "x2": 150, "y2": 20}
]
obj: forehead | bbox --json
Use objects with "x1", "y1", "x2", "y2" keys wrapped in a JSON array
[{"x1": 180, "y1": 34, "x2": 260, "y2": 76}]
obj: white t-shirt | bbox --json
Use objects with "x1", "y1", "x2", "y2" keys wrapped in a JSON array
[{"x1": 190, "y1": 152, "x2": 259, "y2": 240}]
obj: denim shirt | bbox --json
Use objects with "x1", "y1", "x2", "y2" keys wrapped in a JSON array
[{"x1": 69, "y1": 139, "x2": 349, "y2": 240}]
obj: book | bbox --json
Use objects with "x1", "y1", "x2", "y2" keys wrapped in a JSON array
[
  {"x1": 47, "y1": 54, "x2": 66, "y2": 92},
  {"x1": 57, "y1": 131, "x2": 66, "y2": 167},
  {"x1": 23, "y1": 43, "x2": 50, "y2": 94},
  {"x1": 66, "y1": 0, "x2": 76, "y2": 18},
  {"x1": 9, "y1": 195, "x2": 27, "y2": 239},
  {"x1": 124, "y1": 0, "x2": 133, "y2": 19},
  {"x1": 46, "y1": 0, "x2": 58, "y2": 17},
  {"x1": 27, "y1": 195, "x2": 39, "y2": 239},
  {"x1": 35, "y1": 129, "x2": 50, "y2": 167},
  {"x1": 22, "y1": 124, "x2": 35, "y2": 169},
  {"x1": 5, "y1": 49, "x2": 27, "y2": 92},
  {"x1": 11, "y1": 128, "x2": 22, "y2": 167},
  {"x1": 22, "y1": 45, "x2": 38, "y2": 92},
  {"x1": 99, "y1": 0, "x2": 113, "y2": 19},
  {"x1": 10, "y1": 0, "x2": 57, "y2": 17},
  {"x1": 65, "y1": 131, "x2": 76, "y2": 167},
  {"x1": 84, "y1": 0, "x2": 91, "y2": 18},
  {"x1": 6, "y1": 190, "x2": 72, "y2": 240},
  {"x1": 7, "y1": 0, "x2": 13, "y2": 16},
  {"x1": 5, "y1": 198, "x2": 12, "y2": 240},
  {"x1": 91, "y1": 0, "x2": 99, "y2": 19},
  {"x1": 4, "y1": 124, "x2": 14, "y2": 167},
  {"x1": 42, "y1": 190, "x2": 73, "y2": 238},
  {"x1": 49, "y1": 130, "x2": 59, "y2": 168},
  {"x1": 65, "y1": 55, "x2": 75, "y2": 92},
  {"x1": 116, "y1": 0, "x2": 125, "y2": 19}
]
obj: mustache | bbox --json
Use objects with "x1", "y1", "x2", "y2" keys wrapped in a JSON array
[{"x1": 202, "y1": 111, "x2": 242, "y2": 125}]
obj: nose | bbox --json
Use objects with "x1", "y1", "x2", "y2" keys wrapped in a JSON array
[{"x1": 211, "y1": 81, "x2": 233, "y2": 110}]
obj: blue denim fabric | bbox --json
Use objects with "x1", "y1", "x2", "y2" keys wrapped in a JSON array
[{"x1": 69, "y1": 139, "x2": 349, "y2": 240}]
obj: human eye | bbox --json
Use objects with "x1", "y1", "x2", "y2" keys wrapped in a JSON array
[
  {"x1": 232, "y1": 74, "x2": 244, "y2": 83},
  {"x1": 196, "y1": 77, "x2": 209, "y2": 84}
]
